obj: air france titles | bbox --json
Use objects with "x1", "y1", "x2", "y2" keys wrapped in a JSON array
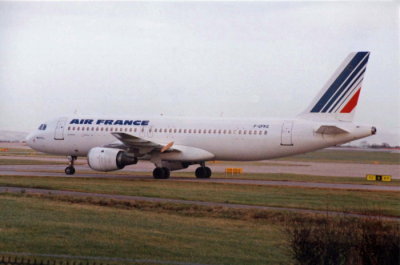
[{"x1": 69, "y1": 119, "x2": 149, "y2": 126}]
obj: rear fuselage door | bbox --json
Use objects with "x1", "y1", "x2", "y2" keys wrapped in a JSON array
[
  {"x1": 54, "y1": 118, "x2": 67, "y2": 140},
  {"x1": 281, "y1": 120, "x2": 294, "y2": 146}
]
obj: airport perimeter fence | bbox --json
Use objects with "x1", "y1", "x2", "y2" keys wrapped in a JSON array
[{"x1": 0, "y1": 256, "x2": 111, "y2": 265}]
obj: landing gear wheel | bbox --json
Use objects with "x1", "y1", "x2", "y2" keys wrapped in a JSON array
[
  {"x1": 162, "y1": 167, "x2": 170, "y2": 179},
  {"x1": 65, "y1": 155, "x2": 77, "y2": 175},
  {"x1": 65, "y1": 166, "x2": 75, "y2": 175},
  {"x1": 153, "y1": 167, "x2": 170, "y2": 179},
  {"x1": 204, "y1": 167, "x2": 212, "y2": 178},
  {"x1": 195, "y1": 167, "x2": 211, "y2": 179}
]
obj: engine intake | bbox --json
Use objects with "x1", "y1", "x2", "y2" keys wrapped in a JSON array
[{"x1": 87, "y1": 147, "x2": 138, "y2": 172}]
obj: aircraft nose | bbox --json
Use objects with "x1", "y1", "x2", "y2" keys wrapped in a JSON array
[{"x1": 25, "y1": 132, "x2": 36, "y2": 148}]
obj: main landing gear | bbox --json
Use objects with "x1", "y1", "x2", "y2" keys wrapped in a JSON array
[
  {"x1": 195, "y1": 166, "x2": 212, "y2": 179},
  {"x1": 65, "y1": 155, "x2": 77, "y2": 175},
  {"x1": 151, "y1": 162, "x2": 212, "y2": 179},
  {"x1": 153, "y1": 167, "x2": 170, "y2": 179}
]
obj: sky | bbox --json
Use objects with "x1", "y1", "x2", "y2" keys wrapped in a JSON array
[{"x1": 0, "y1": 1, "x2": 399, "y2": 144}]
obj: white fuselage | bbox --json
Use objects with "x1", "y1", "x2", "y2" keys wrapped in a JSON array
[{"x1": 26, "y1": 116, "x2": 374, "y2": 162}]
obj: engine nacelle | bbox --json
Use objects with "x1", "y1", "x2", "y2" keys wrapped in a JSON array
[{"x1": 87, "y1": 147, "x2": 138, "y2": 172}]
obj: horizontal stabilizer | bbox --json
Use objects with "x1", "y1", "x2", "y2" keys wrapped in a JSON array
[{"x1": 316, "y1": 125, "x2": 349, "y2": 135}]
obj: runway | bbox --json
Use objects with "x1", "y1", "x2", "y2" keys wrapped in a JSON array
[
  {"x1": 0, "y1": 165, "x2": 399, "y2": 191},
  {"x1": 1, "y1": 154, "x2": 399, "y2": 178}
]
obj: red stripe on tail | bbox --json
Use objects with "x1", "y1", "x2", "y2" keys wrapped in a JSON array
[{"x1": 340, "y1": 88, "x2": 361, "y2": 113}]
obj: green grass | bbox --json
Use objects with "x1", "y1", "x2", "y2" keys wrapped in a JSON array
[
  {"x1": 0, "y1": 194, "x2": 290, "y2": 265},
  {"x1": 174, "y1": 172, "x2": 400, "y2": 186},
  {"x1": 276, "y1": 149, "x2": 400, "y2": 164},
  {"x1": 0, "y1": 175, "x2": 399, "y2": 217},
  {"x1": 12, "y1": 168, "x2": 400, "y2": 186}
]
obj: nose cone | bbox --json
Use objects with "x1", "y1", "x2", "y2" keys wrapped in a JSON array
[{"x1": 25, "y1": 132, "x2": 36, "y2": 149}]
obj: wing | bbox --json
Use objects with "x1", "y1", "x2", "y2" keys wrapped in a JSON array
[
  {"x1": 105, "y1": 132, "x2": 215, "y2": 161},
  {"x1": 106, "y1": 133, "x2": 175, "y2": 156}
]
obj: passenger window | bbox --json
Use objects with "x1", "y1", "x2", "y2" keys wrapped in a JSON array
[
  {"x1": 264, "y1": 131, "x2": 267, "y2": 135},
  {"x1": 184, "y1": 129, "x2": 187, "y2": 133},
  {"x1": 244, "y1": 130, "x2": 247, "y2": 135}
]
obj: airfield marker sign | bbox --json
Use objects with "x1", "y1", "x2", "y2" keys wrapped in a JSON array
[{"x1": 366, "y1": 174, "x2": 391, "y2": 182}]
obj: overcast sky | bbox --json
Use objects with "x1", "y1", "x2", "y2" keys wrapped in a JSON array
[{"x1": 0, "y1": 1, "x2": 399, "y2": 143}]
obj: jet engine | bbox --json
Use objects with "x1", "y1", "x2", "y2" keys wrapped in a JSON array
[{"x1": 87, "y1": 147, "x2": 138, "y2": 172}]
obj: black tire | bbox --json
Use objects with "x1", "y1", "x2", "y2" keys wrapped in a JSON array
[
  {"x1": 204, "y1": 167, "x2": 212, "y2": 178},
  {"x1": 65, "y1": 166, "x2": 75, "y2": 175},
  {"x1": 153, "y1": 167, "x2": 165, "y2": 179},
  {"x1": 195, "y1": 167, "x2": 208, "y2": 179},
  {"x1": 162, "y1": 167, "x2": 170, "y2": 179}
]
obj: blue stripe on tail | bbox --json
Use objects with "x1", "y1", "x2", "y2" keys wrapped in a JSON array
[{"x1": 310, "y1": 52, "x2": 369, "y2": 113}]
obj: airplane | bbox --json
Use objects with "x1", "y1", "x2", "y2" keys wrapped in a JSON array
[{"x1": 26, "y1": 51, "x2": 376, "y2": 179}]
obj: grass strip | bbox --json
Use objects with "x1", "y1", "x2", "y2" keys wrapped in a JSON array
[
  {"x1": 0, "y1": 175, "x2": 399, "y2": 217},
  {"x1": 0, "y1": 193, "x2": 291, "y2": 265}
]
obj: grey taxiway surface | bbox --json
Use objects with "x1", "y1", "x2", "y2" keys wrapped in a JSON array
[{"x1": 0, "y1": 164, "x2": 399, "y2": 191}]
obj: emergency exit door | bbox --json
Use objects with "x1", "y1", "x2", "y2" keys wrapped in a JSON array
[
  {"x1": 281, "y1": 121, "x2": 294, "y2": 146},
  {"x1": 54, "y1": 119, "x2": 67, "y2": 140}
]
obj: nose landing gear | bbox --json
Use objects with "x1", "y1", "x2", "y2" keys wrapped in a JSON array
[{"x1": 65, "y1": 156, "x2": 77, "y2": 175}]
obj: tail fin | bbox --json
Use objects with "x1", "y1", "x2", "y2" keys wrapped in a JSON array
[{"x1": 299, "y1": 51, "x2": 370, "y2": 122}]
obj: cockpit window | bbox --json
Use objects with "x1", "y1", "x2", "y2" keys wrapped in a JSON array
[{"x1": 38, "y1": 124, "x2": 47, "y2": 130}]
